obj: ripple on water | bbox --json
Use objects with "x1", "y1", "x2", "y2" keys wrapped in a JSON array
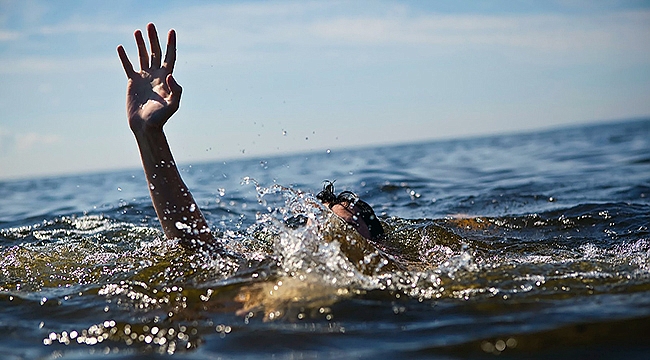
[{"x1": 1, "y1": 120, "x2": 650, "y2": 357}]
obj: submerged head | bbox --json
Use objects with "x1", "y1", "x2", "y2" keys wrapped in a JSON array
[{"x1": 316, "y1": 181, "x2": 384, "y2": 240}]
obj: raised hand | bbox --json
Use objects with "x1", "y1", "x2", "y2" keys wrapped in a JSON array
[
  {"x1": 117, "y1": 24, "x2": 216, "y2": 251},
  {"x1": 117, "y1": 23, "x2": 181, "y2": 134}
]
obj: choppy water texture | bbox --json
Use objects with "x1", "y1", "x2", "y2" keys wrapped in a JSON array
[{"x1": 1, "y1": 119, "x2": 649, "y2": 359}]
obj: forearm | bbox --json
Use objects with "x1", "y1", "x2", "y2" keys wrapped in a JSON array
[{"x1": 134, "y1": 129, "x2": 215, "y2": 249}]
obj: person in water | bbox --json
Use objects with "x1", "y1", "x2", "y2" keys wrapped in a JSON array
[{"x1": 117, "y1": 23, "x2": 383, "y2": 251}]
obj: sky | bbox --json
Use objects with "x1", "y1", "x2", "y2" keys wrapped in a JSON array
[{"x1": 1, "y1": 0, "x2": 649, "y2": 180}]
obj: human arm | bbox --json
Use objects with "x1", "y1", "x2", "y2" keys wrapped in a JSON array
[{"x1": 117, "y1": 23, "x2": 215, "y2": 249}]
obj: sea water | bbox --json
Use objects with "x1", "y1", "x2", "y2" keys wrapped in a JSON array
[{"x1": 1, "y1": 119, "x2": 649, "y2": 359}]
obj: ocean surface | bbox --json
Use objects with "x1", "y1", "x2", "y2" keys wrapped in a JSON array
[{"x1": 1, "y1": 119, "x2": 649, "y2": 359}]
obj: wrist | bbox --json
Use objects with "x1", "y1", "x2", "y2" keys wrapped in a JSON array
[
  {"x1": 133, "y1": 127, "x2": 172, "y2": 163},
  {"x1": 131, "y1": 121, "x2": 165, "y2": 138}
]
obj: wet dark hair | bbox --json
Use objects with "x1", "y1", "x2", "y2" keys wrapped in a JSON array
[{"x1": 316, "y1": 181, "x2": 384, "y2": 239}]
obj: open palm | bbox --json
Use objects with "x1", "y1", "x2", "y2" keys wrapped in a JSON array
[{"x1": 117, "y1": 23, "x2": 181, "y2": 133}]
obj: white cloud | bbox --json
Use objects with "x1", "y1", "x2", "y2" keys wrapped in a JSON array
[
  {"x1": 0, "y1": 127, "x2": 61, "y2": 154},
  {"x1": 165, "y1": 3, "x2": 650, "y2": 66},
  {"x1": 15, "y1": 132, "x2": 61, "y2": 152},
  {"x1": 307, "y1": 10, "x2": 650, "y2": 54},
  {"x1": 0, "y1": 30, "x2": 19, "y2": 41},
  {"x1": 37, "y1": 23, "x2": 134, "y2": 36},
  {"x1": 2, "y1": 2, "x2": 649, "y2": 74},
  {"x1": 0, "y1": 56, "x2": 116, "y2": 74}
]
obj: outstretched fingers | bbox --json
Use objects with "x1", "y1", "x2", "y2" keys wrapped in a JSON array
[
  {"x1": 162, "y1": 29, "x2": 177, "y2": 73},
  {"x1": 134, "y1": 29, "x2": 149, "y2": 71},
  {"x1": 117, "y1": 45, "x2": 136, "y2": 79},
  {"x1": 123, "y1": 24, "x2": 174, "y2": 75},
  {"x1": 147, "y1": 23, "x2": 162, "y2": 69}
]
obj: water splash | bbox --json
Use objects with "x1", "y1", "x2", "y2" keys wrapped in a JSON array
[{"x1": 2, "y1": 182, "x2": 650, "y2": 355}]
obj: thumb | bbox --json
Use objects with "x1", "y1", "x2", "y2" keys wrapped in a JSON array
[{"x1": 167, "y1": 74, "x2": 182, "y2": 105}]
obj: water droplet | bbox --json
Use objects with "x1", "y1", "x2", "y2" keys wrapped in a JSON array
[{"x1": 495, "y1": 339, "x2": 506, "y2": 351}]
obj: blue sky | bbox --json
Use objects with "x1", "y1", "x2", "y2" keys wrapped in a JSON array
[{"x1": 1, "y1": 0, "x2": 649, "y2": 180}]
